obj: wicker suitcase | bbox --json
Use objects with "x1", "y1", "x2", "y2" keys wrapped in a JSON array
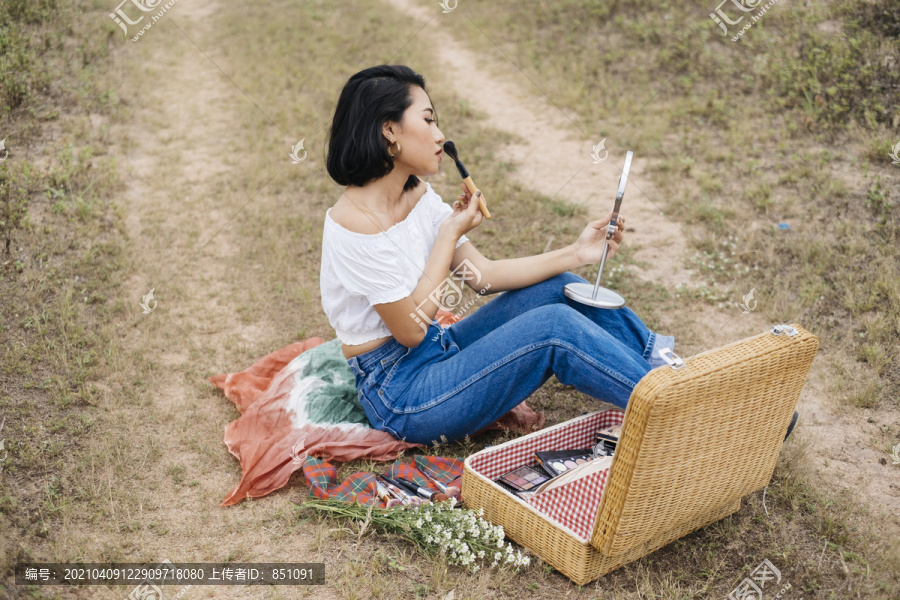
[{"x1": 462, "y1": 324, "x2": 818, "y2": 585}]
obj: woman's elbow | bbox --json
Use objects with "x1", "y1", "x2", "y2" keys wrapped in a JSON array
[
  {"x1": 395, "y1": 328, "x2": 427, "y2": 348},
  {"x1": 375, "y1": 303, "x2": 429, "y2": 348},
  {"x1": 387, "y1": 318, "x2": 427, "y2": 347}
]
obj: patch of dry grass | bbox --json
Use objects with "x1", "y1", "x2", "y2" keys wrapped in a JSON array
[{"x1": 0, "y1": 0, "x2": 129, "y2": 592}]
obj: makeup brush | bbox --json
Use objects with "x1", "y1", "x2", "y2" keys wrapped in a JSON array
[
  {"x1": 377, "y1": 475, "x2": 421, "y2": 506},
  {"x1": 381, "y1": 475, "x2": 433, "y2": 504},
  {"x1": 396, "y1": 476, "x2": 450, "y2": 502},
  {"x1": 374, "y1": 481, "x2": 392, "y2": 502},
  {"x1": 420, "y1": 469, "x2": 462, "y2": 501},
  {"x1": 374, "y1": 481, "x2": 403, "y2": 509},
  {"x1": 376, "y1": 476, "x2": 409, "y2": 505},
  {"x1": 443, "y1": 140, "x2": 491, "y2": 219}
]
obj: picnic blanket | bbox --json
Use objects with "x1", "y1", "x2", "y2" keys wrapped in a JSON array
[{"x1": 210, "y1": 312, "x2": 545, "y2": 506}]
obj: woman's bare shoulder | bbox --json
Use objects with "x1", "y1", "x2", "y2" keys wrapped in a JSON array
[
  {"x1": 328, "y1": 181, "x2": 428, "y2": 234},
  {"x1": 328, "y1": 194, "x2": 381, "y2": 235}
]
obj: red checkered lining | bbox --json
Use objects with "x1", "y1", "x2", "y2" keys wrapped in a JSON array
[{"x1": 468, "y1": 409, "x2": 625, "y2": 542}]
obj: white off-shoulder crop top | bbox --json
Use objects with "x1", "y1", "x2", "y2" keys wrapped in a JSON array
[{"x1": 320, "y1": 182, "x2": 469, "y2": 345}]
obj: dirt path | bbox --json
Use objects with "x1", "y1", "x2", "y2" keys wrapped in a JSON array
[
  {"x1": 386, "y1": 0, "x2": 900, "y2": 529},
  {"x1": 88, "y1": 1, "x2": 338, "y2": 598}
]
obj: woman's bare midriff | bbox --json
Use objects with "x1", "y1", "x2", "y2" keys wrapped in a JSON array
[{"x1": 341, "y1": 335, "x2": 393, "y2": 360}]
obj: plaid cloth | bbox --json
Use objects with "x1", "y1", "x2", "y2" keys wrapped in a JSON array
[{"x1": 303, "y1": 455, "x2": 464, "y2": 507}]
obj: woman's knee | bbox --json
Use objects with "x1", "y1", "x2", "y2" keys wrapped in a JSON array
[
  {"x1": 523, "y1": 304, "x2": 591, "y2": 340},
  {"x1": 521, "y1": 271, "x2": 586, "y2": 303}
]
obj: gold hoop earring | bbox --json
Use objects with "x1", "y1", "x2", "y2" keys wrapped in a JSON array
[{"x1": 387, "y1": 140, "x2": 401, "y2": 158}]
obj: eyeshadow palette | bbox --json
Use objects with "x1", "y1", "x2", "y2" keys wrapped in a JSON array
[
  {"x1": 535, "y1": 450, "x2": 598, "y2": 478},
  {"x1": 495, "y1": 465, "x2": 550, "y2": 494}
]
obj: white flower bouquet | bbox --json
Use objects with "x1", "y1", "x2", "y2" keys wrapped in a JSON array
[{"x1": 299, "y1": 496, "x2": 530, "y2": 573}]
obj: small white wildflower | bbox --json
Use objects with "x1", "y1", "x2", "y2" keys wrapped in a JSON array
[
  {"x1": 494, "y1": 551, "x2": 502, "y2": 562},
  {"x1": 478, "y1": 507, "x2": 484, "y2": 516},
  {"x1": 415, "y1": 519, "x2": 423, "y2": 528},
  {"x1": 477, "y1": 550, "x2": 485, "y2": 559},
  {"x1": 496, "y1": 538, "x2": 504, "y2": 549},
  {"x1": 425, "y1": 513, "x2": 432, "y2": 522}
]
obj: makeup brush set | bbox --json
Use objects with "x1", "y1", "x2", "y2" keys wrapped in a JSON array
[{"x1": 374, "y1": 470, "x2": 461, "y2": 508}]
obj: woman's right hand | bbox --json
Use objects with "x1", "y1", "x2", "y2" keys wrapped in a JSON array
[{"x1": 440, "y1": 183, "x2": 484, "y2": 238}]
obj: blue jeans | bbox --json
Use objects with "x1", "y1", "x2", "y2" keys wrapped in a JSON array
[{"x1": 347, "y1": 272, "x2": 674, "y2": 445}]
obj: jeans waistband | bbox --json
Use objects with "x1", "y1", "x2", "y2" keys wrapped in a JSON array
[{"x1": 346, "y1": 337, "x2": 405, "y2": 374}]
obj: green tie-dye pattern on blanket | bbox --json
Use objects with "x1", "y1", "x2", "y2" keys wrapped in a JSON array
[{"x1": 296, "y1": 338, "x2": 369, "y2": 426}]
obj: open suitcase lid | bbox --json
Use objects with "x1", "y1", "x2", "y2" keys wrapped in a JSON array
[{"x1": 589, "y1": 324, "x2": 818, "y2": 554}]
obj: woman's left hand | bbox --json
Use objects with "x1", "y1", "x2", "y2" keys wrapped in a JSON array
[{"x1": 572, "y1": 212, "x2": 625, "y2": 266}]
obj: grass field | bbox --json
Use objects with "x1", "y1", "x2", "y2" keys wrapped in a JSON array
[{"x1": 1, "y1": 0, "x2": 898, "y2": 598}]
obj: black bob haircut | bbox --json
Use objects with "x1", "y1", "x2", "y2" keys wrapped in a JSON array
[{"x1": 326, "y1": 65, "x2": 437, "y2": 193}]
